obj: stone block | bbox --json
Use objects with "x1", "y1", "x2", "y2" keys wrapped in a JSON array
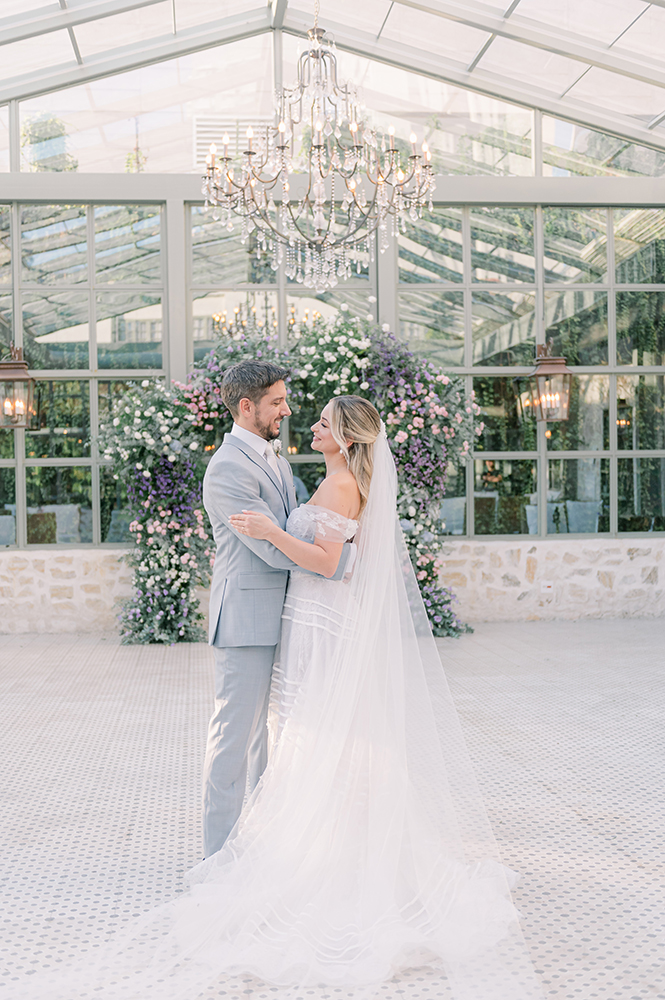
[
  {"x1": 525, "y1": 556, "x2": 537, "y2": 583},
  {"x1": 0, "y1": 586, "x2": 12, "y2": 598},
  {"x1": 441, "y1": 572, "x2": 467, "y2": 588},
  {"x1": 7, "y1": 557, "x2": 28, "y2": 572},
  {"x1": 627, "y1": 548, "x2": 651, "y2": 560},
  {"x1": 597, "y1": 571, "x2": 615, "y2": 590},
  {"x1": 507, "y1": 548, "x2": 521, "y2": 566},
  {"x1": 482, "y1": 572, "x2": 494, "y2": 584},
  {"x1": 583, "y1": 550, "x2": 603, "y2": 563},
  {"x1": 54, "y1": 556, "x2": 73, "y2": 565},
  {"x1": 570, "y1": 568, "x2": 592, "y2": 577},
  {"x1": 502, "y1": 573, "x2": 520, "y2": 587},
  {"x1": 641, "y1": 567, "x2": 658, "y2": 585},
  {"x1": 625, "y1": 589, "x2": 646, "y2": 599},
  {"x1": 81, "y1": 584, "x2": 101, "y2": 594},
  {"x1": 490, "y1": 552, "x2": 502, "y2": 568},
  {"x1": 50, "y1": 568, "x2": 76, "y2": 579},
  {"x1": 31, "y1": 560, "x2": 45, "y2": 573},
  {"x1": 563, "y1": 552, "x2": 579, "y2": 564},
  {"x1": 85, "y1": 598, "x2": 107, "y2": 611},
  {"x1": 50, "y1": 585, "x2": 74, "y2": 600}
]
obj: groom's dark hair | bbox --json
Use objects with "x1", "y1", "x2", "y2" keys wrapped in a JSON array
[{"x1": 221, "y1": 359, "x2": 291, "y2": 417}]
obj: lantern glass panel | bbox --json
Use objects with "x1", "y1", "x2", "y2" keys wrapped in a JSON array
[
  {"x1": 0, "y1": 467, "x2": 16, "y2": 546},
  {"x1": 25, "y1": 466, "x2": 93, "y2": 544},
  {"x1": 0, "y1": 375, "x2": 34, "y2": 428},
  {"x1": 547, "y1": 458, "x2": 610, "y2": 534},
  {"x1": 532, "y1": 371, "x2": 572, "y2": 422},
  {"x1": 547, "y1": 374, "x2": 610, "y2": 450},
  {"x1": 616, "y1": 374, "x2": 665, "y2": 450},
  {"x1": 473, "y1": 459, "x2": 538, "y2": 535},
  {"x1": 618, "y1": 458, "x2": 665, "y2": 531}
]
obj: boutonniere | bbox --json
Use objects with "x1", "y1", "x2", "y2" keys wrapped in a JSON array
[{"x1": 273, "y1": 438, "x2": 282, "y2": 456}]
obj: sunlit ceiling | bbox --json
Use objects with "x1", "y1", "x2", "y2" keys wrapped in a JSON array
[{"x1": 2, "y1": 0, "x2": 665, "y2": 151}]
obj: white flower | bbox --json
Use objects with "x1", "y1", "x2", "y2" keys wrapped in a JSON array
[
  {"x1": 136, "y1": 462, "x2": 143, "y2": 470},
  {"x1": 167, "y1": 453, "x2": 175, "y2": 462},
  {"x1": 368, "y1": 295, "x2": 377, "y2": 303},
  {"x1": 123, "y1": 426, "x2": 131, "y2": 435},
  {"x1": 323, "y1": 351, "x2": 336, "y2": 363},
  {"x1": 141, "y1": 380, "x2": 150, "y2": 387},
  {"x1": 189, "y1": 441, "x2": 199, "y2": 450},
  {"x1": 340, "y1": 303, "x2": 349, "y2": 312},
  {"x1": 351, "y1": 375, "x2": 359, "y2": 383},
  {"x1": 382, "y1": 323, "x2": 390, "y2": 332},
  {"x1": 112, "y1": 417, "x2": 120, "y2": 426},
  {"x1": 366, "y1": 313, "x2": 374, "y2": 322},
  {"x1": 134, "y1": 409, "x2": 141, "y2": 417},
  {"x1": 142, "y1": 470, "x2": 151, "y2": 478},
  {"x1": 273, "y1": 438, "x2": 282, "y2": 455},
  {"x1": 160, "y1": 424, "x2": 169, "y2": 433},
  {"x1": 360, "y1": 382, "x2": 369, "y2": 390},
  {"x1": 408, "y1": 506, "x2": 416, "y2": 517},
  {"x1": 163, "y1": 434, "x2": 172, "y2": 443}
]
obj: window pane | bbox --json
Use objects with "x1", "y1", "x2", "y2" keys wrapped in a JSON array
[
  {"x1": 0, "y1": 105, "x2": 8, "y2": 173},
  {"x1": 98, "y1": 380, "x2": 138, "y2": 424},
  {"x1": 26, "y1": 380, "x2": 90, "y2": 459},
  {"x1": 615, "y1": 209, "x2": 665, "y2": 283},
  {"x1": 0, "y1": 467, "x2": 16, "y2": 546},
  {"x1": 616, "y1": 291, "x2": 665, "y2": 366},
  {"x1": 100, "y1": 467, "x2": 132, "y2": 543},
  {"x1": 472, "y1": 290, "x2": 535, "y2": 365},
  {"x1": 0, "y1": 291, "x2": 11, "y2": 354},
  {"x1": 96, "y1": 293, "x2": 162, "y2": 369},
  {"x1": 95, "y1": 205, "x2": 161, "y2": 284},
  {"x1": 191, "y1": 207, "x2": 276, "y2": 285},
  {"x1": 440, "y1": 460, "x2": 466, "y2": 536},
  {"x1": 470, "y1": 207, "x2": 535, "y2": 283},
  {"x1": 473, "y1": 376, "x2": 537, "y2": 451},
  {"x1": 21, "y1": 205, "x2": 87, "y2": 284},
  {"x1": 193, "y1": 290, "x2": 279, "y2": 361},
  {"x1": 542, "y1": 117, "x2": 665, "y2": 178},
  {"x1": 23, "y1": 292, "x2": 90, "y2": 370},
  {"x1": 25, "y1": 466, "x2": 93, "y2": 544},
  {"x1": 616, "y1": 374, "x2": 665, "y2": 450},
  {"x1": 618, "y1": 457, "x2": 665, "y2": 532},
  {"x1": 542, "y1": 207, "x2": 608, "y2": 283},
  {"x1": 398, "y1": 290, "x2": 464, "y2": 367},
  {"x1": 547, "y1": 375, "x2": 610, "y2": 451},
  {"x1": 286, "y1": 291, "x2": 373, "y2": 339},
  {"x1": 0, "y1": 205, "x2": 11, "y2": 284},
  {"x1": 545, "y1": 290, "x2": 608, "y2": 365},
  {"x1": 0, "y1": 429, "x2": 13, "y2": 459},
  {"x1": 398, "y1": 208, "x2": 463, "y2": 283},
  {"x1": 547, "y1": 458, "x2": 609, "y2": 534},
  {"x1": 473, "y1": 458, "x2": 537, "y2": 535}
]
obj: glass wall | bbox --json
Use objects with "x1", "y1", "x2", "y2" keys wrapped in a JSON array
[
  {"x1": 2, "y1": 197, "x2": 665, "y2": 546},
  {"x1": 0, "y1": 203, "x2": 165, "y2": 546}
]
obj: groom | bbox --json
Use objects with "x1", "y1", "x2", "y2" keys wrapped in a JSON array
[{"x1": 201, "y1": 359, "x2": 353, "y2": 857}]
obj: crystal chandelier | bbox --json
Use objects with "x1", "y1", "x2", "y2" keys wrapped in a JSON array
[{"x1": 202, "y1": 2, "x2": 435, "y2": 292}]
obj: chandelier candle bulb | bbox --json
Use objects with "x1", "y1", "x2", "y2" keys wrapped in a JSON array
[{"x1": 410, "y1": 133, "x2": 417, "y2": 153}]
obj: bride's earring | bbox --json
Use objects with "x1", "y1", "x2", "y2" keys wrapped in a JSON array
[{"x1": 339, "y1": 449, "x2": 344, "y2": 455}]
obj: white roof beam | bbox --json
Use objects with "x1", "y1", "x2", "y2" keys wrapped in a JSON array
[
  {"x1": 0, "y1": 0, "x2": 165, "y2": 46},
  {"x1": 271, "y1": 0, "x2": 289, "y2": 29},
  {"x1": 0, "y1": 7, "x2": 271, "y2": 103},
  {"x1": 389, "y1": 0, "x2": 665, "y2": 91},
  {"x1": 282, "y1": 13, "x2": 665, "y2": 152}
]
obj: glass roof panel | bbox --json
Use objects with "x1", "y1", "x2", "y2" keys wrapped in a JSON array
[
  {"x1": 291, "y1": 0, "x2": 393, "y2": 35},
  {"x1": 20, "y1": 34, "x2": 274, "y2": 173},
  {"x1": 515, "y1": 0, "x2": 648, "y2": 46},
  {"x1": 173, "y1": 0, "x2": 269, "y2": 32},
  {"x1": 73, "y1": 2, "x2": 174, "y2": 60},
  {"x1": 0, "y1": 30, "x2": 75, "y2": 86},
  {"x1": 542, "y1": 116, "x2": 665, "y2": 178},
  {"x1": 568, "y1": 68, "x2": 665, "y2": 121},
  {"x1": 381, "y1": 7, "x2": 492, "y2": 63},
  {"x1": 614, "y1": 5, "x2": 665, "y2": 61},
  {"x1": 0, "y1": 1, "x2": 59, "y2": 17},
  {"x1": 477, "y1": 37, "x2": 586, "y2": 95}
]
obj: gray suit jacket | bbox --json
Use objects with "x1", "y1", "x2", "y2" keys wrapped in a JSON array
[{"x1": 203, "y1": 433, "x2": 351, "y2": 647}]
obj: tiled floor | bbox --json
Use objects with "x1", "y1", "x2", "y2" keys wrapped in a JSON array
[{"x1": 0, "y1": 621, "x2": 663, "y2": 1000}]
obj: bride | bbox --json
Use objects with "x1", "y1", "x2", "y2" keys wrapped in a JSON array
[{"x1": 17, "y1": 395, "x2": 542, "y2": 1000}]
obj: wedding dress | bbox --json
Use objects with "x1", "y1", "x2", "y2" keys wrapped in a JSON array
[{"x1": 11, "y1": 431, "x2": 542, "y2": 1000}]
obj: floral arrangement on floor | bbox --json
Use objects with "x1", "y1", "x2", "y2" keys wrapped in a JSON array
[{"x1": 100, "y1": 315, "x2": 483, "y2": 642}]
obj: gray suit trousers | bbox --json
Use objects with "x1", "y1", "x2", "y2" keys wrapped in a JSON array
[{"x1": 201, "y1": 644, "x2": 274, "y2": 858}]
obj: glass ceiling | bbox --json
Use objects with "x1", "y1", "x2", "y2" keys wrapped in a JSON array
[{"x1": 2, "y1": 0, "x2": 665, "y2": 153}]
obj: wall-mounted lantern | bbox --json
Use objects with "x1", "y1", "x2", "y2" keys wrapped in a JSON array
[
  {"x1": 527, "y1": 342, "x2": 573, "y2": 422},
  {"x1": 0, "y1": 344, "x2": 35, "y2": 429}
]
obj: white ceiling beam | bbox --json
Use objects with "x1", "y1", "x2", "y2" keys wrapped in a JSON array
[
  {"x1": 0, "y1": 7, "x2": 272, "y2": 103},
  {"x1": 0, "y1": 0, "x2": 165, "y2": 45},
  {"x1": 389, "y1": 0, "x2": 665, "y2": 91},
  {"x1": 271, "y1": 0, "x2": 289, "y2": 30},
  {"x1": 283, "y1": 13, "x2": 665, "y2": 152}
]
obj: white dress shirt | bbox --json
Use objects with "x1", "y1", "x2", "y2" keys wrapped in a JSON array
[{"x1": 230, "y1": 422, "x2": 281, "y2": 477}]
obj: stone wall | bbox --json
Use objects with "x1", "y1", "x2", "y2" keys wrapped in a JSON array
[
  {"x1": 439, "y1": 537, "x2": 665, "y2": 622},
  {"x1": 0, "y1": 549, "x2": 133, "y2": 633},
  {"x1": 1, "y1": 538, "x2": 664, "y2": 633}
]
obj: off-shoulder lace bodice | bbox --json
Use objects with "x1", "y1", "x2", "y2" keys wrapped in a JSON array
[{"x1": 286, "y1": 503, "x2": 358, "y2": 544}]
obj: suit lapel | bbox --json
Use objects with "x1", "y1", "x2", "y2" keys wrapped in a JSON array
[
  {"x1": 278, "y1": 454, "x2": 297, "y2": 513},
  {"x1": 224, "y1": 434, "x2": 290, "y2": 516}
]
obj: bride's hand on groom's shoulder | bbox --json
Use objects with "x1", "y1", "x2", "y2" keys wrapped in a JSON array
[{"x1": 229, "y1": 510, "x2": 277, "y2": 540}]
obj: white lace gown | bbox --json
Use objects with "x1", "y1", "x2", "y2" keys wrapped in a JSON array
[{"x1": 268, "y1": 504, "x2": 359, "y2": 746}]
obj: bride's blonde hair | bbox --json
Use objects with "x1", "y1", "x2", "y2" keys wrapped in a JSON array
[{"x1": 329, "y1": 396, "x2": 382, "y2": 513}]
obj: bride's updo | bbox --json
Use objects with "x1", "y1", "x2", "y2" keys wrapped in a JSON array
[{"x1": 329, "y1": 395, "x2": 382, "y2": 513}]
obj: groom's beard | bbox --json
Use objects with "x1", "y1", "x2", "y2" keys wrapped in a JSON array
[{"x1": 253, "y1": 416, "x2": 281, "y2": 441}]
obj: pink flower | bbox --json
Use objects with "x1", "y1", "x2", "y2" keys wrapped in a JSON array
[{"x1": 394, "y1": 430, "x2": 408, "y2": 444}]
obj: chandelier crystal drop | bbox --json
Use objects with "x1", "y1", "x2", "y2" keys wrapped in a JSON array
[{"x1": 202, "y1": 7, "x2": 435, "y2": 292}]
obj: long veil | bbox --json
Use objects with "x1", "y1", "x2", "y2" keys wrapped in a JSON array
[{"x1": 12, "y1": 430, "x2": 542, "y2": 1000}]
